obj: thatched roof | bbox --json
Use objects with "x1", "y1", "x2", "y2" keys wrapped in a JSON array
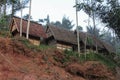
[
  {"x1": 10, "y1": 16, "x2": 46, "y2": 38},
  {"x1": 88, "y1": 34, "x2": 105, "y2": 49},
  {"x1": 46, "y1": 25, "x2": 77, "y2": 45},
  {"x1": 76, "y1": 31, "x2": 104, "y2": 49},
  {"x1": 46, "y1": 25, "x2": 115, "y2": 53},
  {"x1": 77, "y1": 31, "x2": 115, "y2": 53},
  {"x1": 90, "y1": 34, "x2": 115, "y2": 53},
  {"x1": 100, "y1": 41, "x2": 116, "y2": 53}
]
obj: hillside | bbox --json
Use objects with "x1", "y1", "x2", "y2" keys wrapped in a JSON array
[{"x1": 0, "y1": 37, "x2": 118, "y2": 80}]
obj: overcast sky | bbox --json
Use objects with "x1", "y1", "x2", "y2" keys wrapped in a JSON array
[{"x1": 16, "y1": 0, "x2": 89, "y2": 31}]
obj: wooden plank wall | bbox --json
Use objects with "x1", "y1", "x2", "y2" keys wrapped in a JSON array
[
  {"x1": 56, "y1": 43, "x2": 72, "y2": 50},
  {"x1": 29, "y1": 38, "x2": 40, "y2": 46}
]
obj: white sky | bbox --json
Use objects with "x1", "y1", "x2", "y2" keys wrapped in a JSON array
[{"x1": 16, "y1": 0, "x2": 89, "y2": 31}]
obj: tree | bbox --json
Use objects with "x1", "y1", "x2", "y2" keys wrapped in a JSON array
[
  {"x1": 20, "y1": 0, "x2": 23, "y2": 37},
  {"x1": 74, "y1": 26, "x2": 83, "y2": 31},
  {"x1": 0, "y1": 0, "x2": 29, "y2": 16},
  {"x1": 52, "y1": 21, "x2": 62, "y2": 27},
  {"x1": 26, "y1": 0, "x2": 32, "y2": 39},
  {"x1": 44, "y1": 15, "x2": 50, "y2": 24},
  {"x1": 3, "y1": 0, "x2": 7, "y2": 16},
  {"x1": 100, "y1": 30, "x2": 113, "y2": 45},
  {"x1": 76, "y1": 0, "x2": 103, "y2": 55},
  {"x1": 38, "y1": 15, "x2": 50, "y2": 24},
  {"x1": 9, "y1": 0, "x2": 29, "y2": 16},
  {"x1": 52, "y1": 16, "x2": 74, "y2": 30},
  {"x1": 38, "y1": 19, "x2": 44, "y2": 23},
  {"x1": 77, "y1": 0, "x2": 103, "y2": 33},
  {"x1": 0, "y1": 15, "x2": 8, "y2": 30},
  {"x1": 98, "y1": 0, "x2": 120, "y2": 38},
  {"x1": 23, "y1": 14, "x2": 32, "y2": 20},
  {"x1": 62, "y1": 16, "x2": 74, "y2": 30},
  {"x1": 87, "y1": 0, "x2": 120, "y2": 54},
  {"x1": 0, "y1": 0, "x2": 6, "y2": 15},
  {"x1": 78, "y1": 0, "x2": 120, "y2": 39},
  {"x1": 87, "y1": 26, "x2": 101, "y2": 38},
  {"x1": 0, "y1": 0, "x2": 29, "y2": 32},
  {"x1": 78, "y1": 26, "x2": 83, "y2": 31}
]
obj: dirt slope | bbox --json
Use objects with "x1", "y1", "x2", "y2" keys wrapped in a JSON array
[{"x1": 0, "y1": 37, "x2": 116, "y2": 80}]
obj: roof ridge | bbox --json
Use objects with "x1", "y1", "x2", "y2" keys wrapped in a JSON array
[
  {"x1": 13, "y1": 16, "x2": 42, "y2": 26},
  {"x1": 12, "y1": 16, "x2": 46, "y2": 38},
  {"x1": 48, "y1": 24, "x2": 75, "y2": 34}
]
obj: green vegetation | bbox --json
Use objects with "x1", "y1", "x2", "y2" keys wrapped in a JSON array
[
  {"x1": 13, "y1": 37, "x2": 118, "y2": 69},
  {"x1": 92, "y1": 53, "x2": 117, "y2": 68},
  {"x1": 54, "y1": 50, "x2": 79, "y2": 64},
  {"x1": 51, "y1": 16, "x2": 74, "y2": 30},
  {"x1": 0, "y1": 15, "x2": 11, "y2": 38},
  {"x1": 0, "y1": 0, "x2": 29, "y2": 38},
  {"x1": 64, "y1": 50, "x2": 118, "y2": 69},
  {"x1": 64, "y1": 50, "x2": 79, "y2": 61},
  {"x1": 17, "y1": 37, "x2": 31, "y2": 46},
  {"x1": 0, "y1": 31, "x2": 11, "y2": 38},
  {"x1": 17, "y1": 37, "x2": 53, "y2": 51}
]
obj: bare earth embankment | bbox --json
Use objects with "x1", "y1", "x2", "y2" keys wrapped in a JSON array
[{"x1": 0, "y1": 37, "x2": 117, "y2": 80}]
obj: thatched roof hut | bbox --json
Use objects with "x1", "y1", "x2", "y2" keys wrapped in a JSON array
[
  {"x1": 10, "y1": 16, "x2": 46, "y2": 38},
  {"x1": 9, "y1": 16, "x2": 46, "y2": 45},
  {"x1": 46, "y1": 24, "x2": 77, "y2": 45}
]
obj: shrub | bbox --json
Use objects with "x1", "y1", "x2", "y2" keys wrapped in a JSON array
[
  {"x1": 17, "y1": 37, "x2": 53, "y2": 52},
  {"x1": 64, "y1": 50, "x2": 117, "y2": 69},
  {"x1": 64, "y1": 50, "x2": 79, "y2": 62}
]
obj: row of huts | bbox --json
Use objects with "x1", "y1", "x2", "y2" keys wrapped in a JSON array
[{"x1": 9, "y1": 16, "x2": 115, "y2": 54}]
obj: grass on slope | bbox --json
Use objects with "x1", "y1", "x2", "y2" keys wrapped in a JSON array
[
  {"x1": 13, "y1": 37, "x2": 53, "y2": 51},
  {"x1": 14, "y1": 37, "x2": 118, "y2": 69},
  {"x1": 64, "y1": 50, "x2": 118, "y2": 69}
]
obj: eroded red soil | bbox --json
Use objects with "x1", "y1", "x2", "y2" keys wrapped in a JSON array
[{"x1": 0, "y1": 37, "x2": 116, "y2": 80}]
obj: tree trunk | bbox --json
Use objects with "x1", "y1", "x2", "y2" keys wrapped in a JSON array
[
  {"x1": 85, "y1": 14, "x2": 90, "y2": 59},
  {"x1": 20, "y1": 0, "x2": 23, "y2": 37},
  {"x1": 26, "y1": 0, "x2": 32, "y2": 39},
  {"x1": 84, "y1": 33, "x2": 87, "y2": 60},
  {"x1": 96, "y1": 41, "x2": 98, "y2": 54},
  {"x1": 11, "y1": 2, "x2": 14, "y2": 17},
  {"x1": 75, "y1": 0, "x2": 80, "y2": 55},
  {"x1": 0, "y1": 6, "x2": 1, "y2": 16},
  {"x1": 92, "y1": 2, "x2": 98, "y2": 52},
  {"x1": 113, "y1": 30, "x2": 117, "y2": 56},
  {"x1": 92, "y1": 12, "x2": 96, "y2": 34},
  {"x1": 3, "y1": 0, "x2": 6, "y2": 16}
]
